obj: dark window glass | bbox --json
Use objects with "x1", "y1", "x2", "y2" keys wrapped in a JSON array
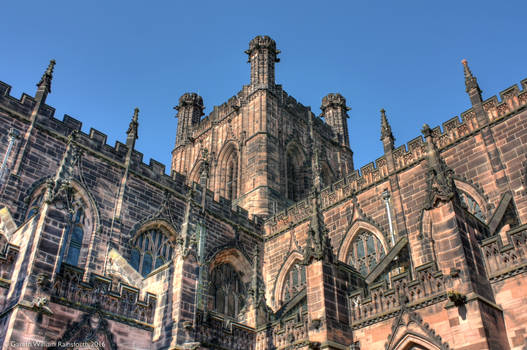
[
  {"x1": 209, "y1": 263, "x2": 245, "y2": 319},
  {"x1": 348, "y1": 231, "x2": 386, "y2": 277},
  {"x1": 142, "y1": 253, "x2": 153, "y2": 276},
  {"x1": 130, "y1": 229, "x2": 173, "y2": 277}
]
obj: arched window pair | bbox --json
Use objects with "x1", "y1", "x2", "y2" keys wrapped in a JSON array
[
  {"x1": 209, "y1": 263, "x2": 246, "y2": 319},
  {"x1": 347, "y1": 230, "x2": 386, "y2": 277},
  {"x1": 130, "y1": 228, "x2": 173, "y2": 277}
]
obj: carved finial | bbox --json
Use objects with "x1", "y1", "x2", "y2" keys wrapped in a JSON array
[
  {"x1": 380, "y1": 108, "x2": 394, "y2": 142},
  {"x1": 461, "y1": 59, "x2": 482, "y2": 95},
  {"x1": 422, "y1": 124, "x2": 457, "y2": 209},
  {"x1": 37, "y1": 59, "x2": 56, "y2": 93},
  {"x1": 308, "y1": 111, "x2": 322, "y2": 192},
  {"x1": 127, "y1": 108, "x2": 139, "y2": 141},
  {"x1": 45, "y1": 131, "x2": 81, "y2": 205}
]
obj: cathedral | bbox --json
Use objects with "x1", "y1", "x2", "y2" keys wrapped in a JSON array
[{"x1": 0, "y1": 35, "x2": 526, "y2": 349}]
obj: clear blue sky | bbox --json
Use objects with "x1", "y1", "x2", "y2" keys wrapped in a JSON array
[{"x1": 2, "y1": 1, "x2": 526, "y2": 172}]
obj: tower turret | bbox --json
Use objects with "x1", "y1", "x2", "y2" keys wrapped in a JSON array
[
  {"x1": 320, "y1": 93, "x2": 350, "y2": 147},
  {"x1": 245, "y1": 35, "x2": 280, "y2": 89},
  {"x1": 174, "y1": 93, "x2": 204, "y2": 147}
]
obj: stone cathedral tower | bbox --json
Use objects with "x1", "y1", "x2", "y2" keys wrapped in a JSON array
[
  {"x1": 171, "y1": 36, "x2": 354, "y2": 217},
  {"x1": 1, "y1": 36, "x2": 527, "y2": 350}
]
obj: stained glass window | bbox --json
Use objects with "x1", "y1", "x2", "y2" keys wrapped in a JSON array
[
  {"x1": 65, "y1": 208, "x2": 85, "y2": 266},
  {"x1": 131, "y1": 228, "x2": 173, "y2": 277},
  {"x1": 460, "y1": 192, "x2": 484, "y2": 221},
  {"x1": 347, "y1": 231, "x2": 386, "y2": 277},
  {"x1": 209, "y1": 263, "x2": 246, "y2": 319}
]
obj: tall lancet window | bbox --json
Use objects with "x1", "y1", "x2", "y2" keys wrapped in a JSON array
[
  {"x1": 226, "y1": 155, "x2": 238, "y2": 201},
  {"x1": 286, "y1": 144, "x2": 306, "y2": 202},
  {"x1": 65, "y1": 207, "x2": 85, "y2": 266},
  {"x1": 282, "y1": 263, "x2": 306, "y2": 304},
  {"x1": 209, "y1": 263, "x2": 246, "y2": 319}
]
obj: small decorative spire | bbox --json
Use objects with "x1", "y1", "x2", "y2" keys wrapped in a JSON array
[
  {"x1": 126, "y1": 107, "x2": 139, "y2": 140},
  {"x1": 422, "y1": 124, "x2": 457, "y2": 209},
  {"x1": 308, "y1": 110, "x2": 322, "y2": 192},
  {"x1": 380, "y1": 108, "x2": 394, "y2": 142},
  {"x1": 461, "y1": 59, "x2": 482, "y2": 95},
  {"x1": 303, "y1": 110, "x2": 333, "y2": 264},
  {"x1": 37, "y1": 59, "x2": 56, "y2": 94}
]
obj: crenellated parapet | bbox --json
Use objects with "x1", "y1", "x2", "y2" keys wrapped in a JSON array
[
  {"x1": 192, "y1": 311, "x2": 256, "y2": 350},
  {"x1": 51, "y1": 264, "x2": 157, "y2": 328},
  {"x1": 264, "y1": 77, "x2": 527, "y2": 236},
  {"x1": 0, "y1": 80, "x2": 263, "y2": 230},
  {"x1": 256, "y1": 312, "x2": 309, "y2": 349},
  {"x1": 349, "y1": 263, "x2": 447, "y2": 329},
  {"x1": 481, "y1": 223, "x2": 527, "y2": 282}
]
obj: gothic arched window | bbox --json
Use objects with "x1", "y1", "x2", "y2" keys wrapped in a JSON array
[
  {"x1": 282, "y1": 263, "x2": 306, "y2": 304},
  {"x1": 65, "y1": 208, "x2": 85, "y2": 266},
  {"x1": 460, "y1": 192, "x2": 484, "y2": 221},
  {"x1": 226, "y1": 156, "x2": 238, "y2": 201},
  {"x1": 218, "y1": 144, "x2": 239, "y2": 202},
  {"x1": 209, "y1": 263, "x2": 246, "y2": 319},
  {"x1": 347, "y1": 231, "x2": 386, "y2": 277},
  {"x1": 286, "y1": 145, "x2": 306, "y2": 202},
  {"x1": 130, "y1": 228, "x2": 173, "y2": 277}
]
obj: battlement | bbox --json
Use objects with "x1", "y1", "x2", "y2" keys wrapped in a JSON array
[
  {"x1": 481, "y1": 223, "x2": 527, "y2": 282},
  {"x1": 264, "y1": 78, "x2": 527, "y2": 236},
  {"x1": 51, "y1": 263, "x2": 157, "y2": 327},
  {"x1": 349, "y1": 262, "x2": 447, "y2": 329},
  {"x1": 0, "y1": 80, "x2": 263, "y2": 230}
]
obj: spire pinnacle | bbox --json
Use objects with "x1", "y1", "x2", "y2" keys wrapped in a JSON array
[
  {"x1": 461, "y1": 59, "x2": 482, "y2": 95},
  {"x1": 380, "y1": 108, "x2": 394, "y2": 141},
  {"x1": 37, "y1": 59, "x2": 56, "y2": 94},
  {"x1": 126, "y1": 108, "x2": 139, "y2": 147}
]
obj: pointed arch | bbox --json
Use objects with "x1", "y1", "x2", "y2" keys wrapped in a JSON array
[
  {"x1": 320, "y1": 161, "x2": 335, "y2": 189},
  {"x1": 189, "y1": 159, "x2": 204, "y2": 185},
  {"x1": 391, "y1": 332, "x2": 441, "y2": 350},
  {"x1": 454, "y1": 179, "x2": 487, "y2": 222},
  {"x1": 207, "y1": 247, "x2": 251, "y2": 320},
  {"x1": 208, "y1": 247, "x2": 252, "y2": 284},
  {"x1": 285, "y1": 141, "x2": 307, "y2": 202},
  {"x1": 338, "y1": 220, "x2": 389, "y2": 262},
  {"x1": 215, "y1": 141, "x2": 240, "y2": 201},
  {"x1": 129, "y1": 219, "x2": 177, "y2": 277},
  {"x1": 273, "y1": 250, "x2": 304, "y2": 308}
]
